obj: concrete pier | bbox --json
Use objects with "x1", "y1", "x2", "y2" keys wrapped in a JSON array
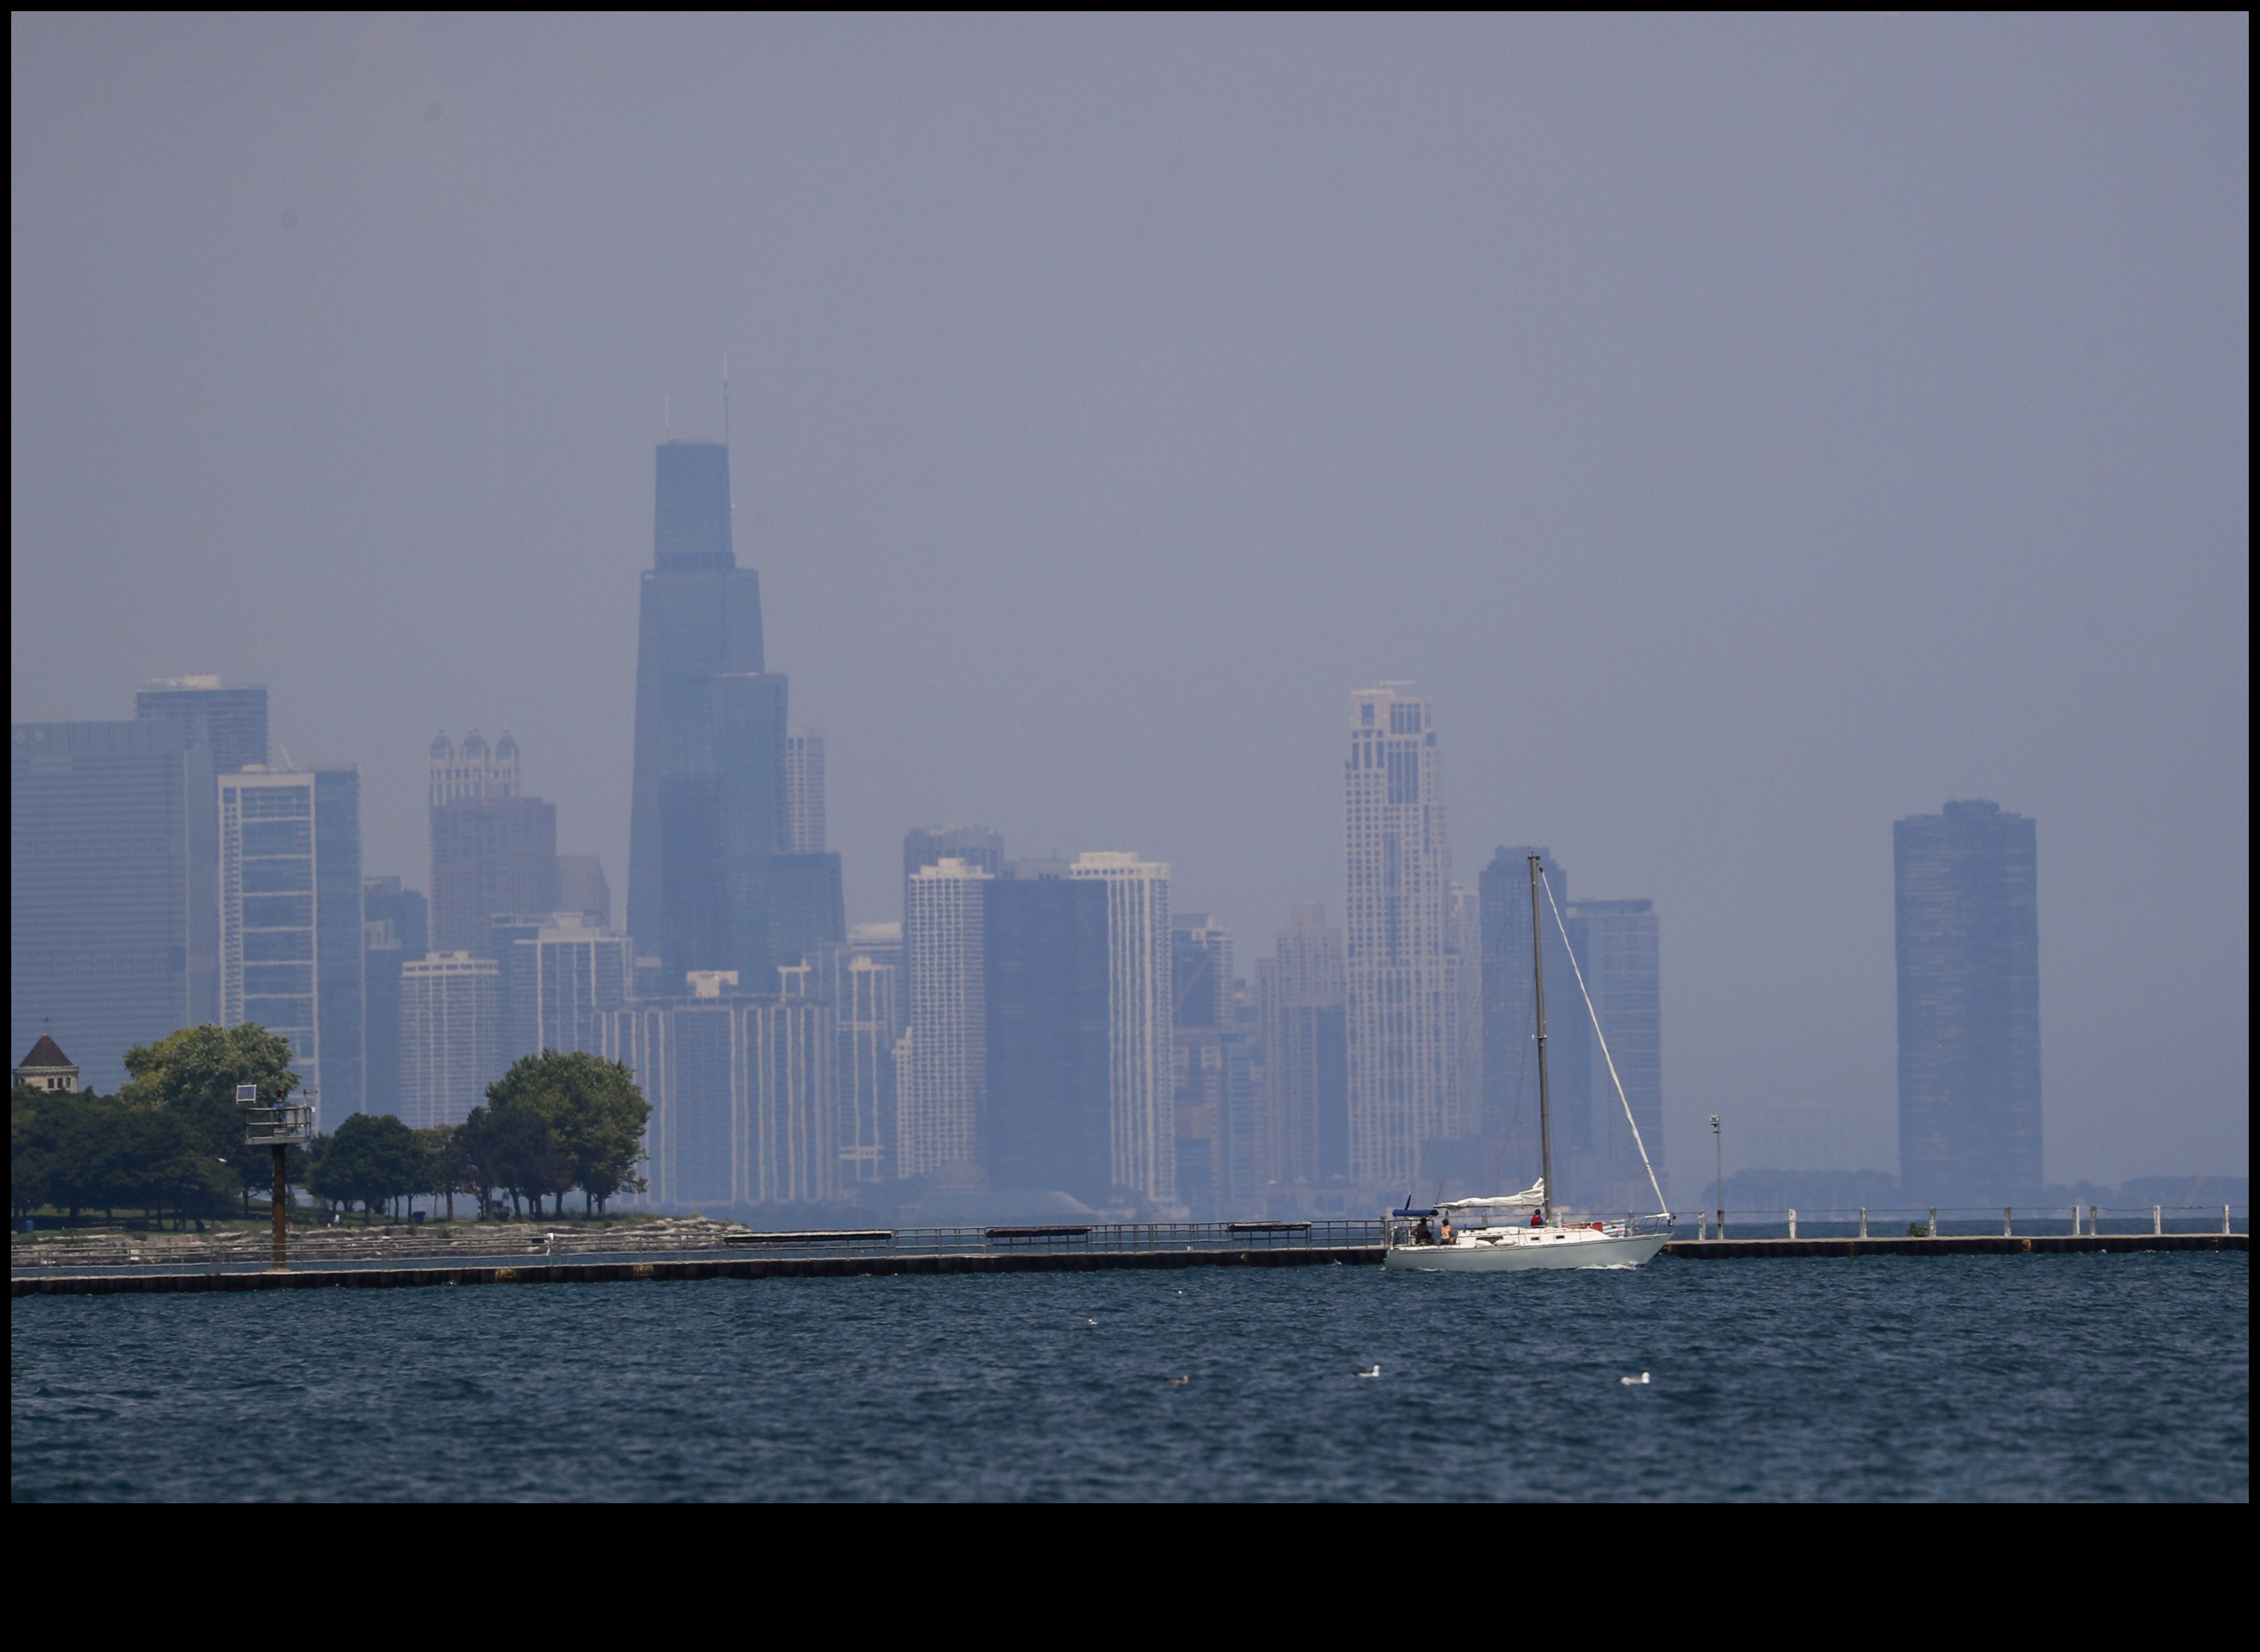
[
  {"x1": 12, "y1": 1229, "x2": 2244, "y2": 1297},
  {"x1": 10, "y1": 1244, "x2": 1381, "y2": 1296}
]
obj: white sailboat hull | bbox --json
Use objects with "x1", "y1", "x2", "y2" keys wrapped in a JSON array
[{"x1": 1383, "y1": 1229, "x2": 1669, "y2": 1272}]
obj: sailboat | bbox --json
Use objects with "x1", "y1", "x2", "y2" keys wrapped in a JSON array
[{"x1": 1383, "y1": 853, "x2": 1672, "y2": 1272}]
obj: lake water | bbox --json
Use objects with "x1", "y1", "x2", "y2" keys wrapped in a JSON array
[{"x1": 12, "y1": 1252, "x2": 2246, "y2": 1500}]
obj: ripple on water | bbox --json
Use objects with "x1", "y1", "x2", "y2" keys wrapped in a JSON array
[{"x1": 10, "y1": 1253, "x2": 2248, "y2": 1501}]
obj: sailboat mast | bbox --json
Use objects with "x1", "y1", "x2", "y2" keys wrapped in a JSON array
[{"x1": 1528, "y1": 854, "x2": 1556, "y2": 1229}]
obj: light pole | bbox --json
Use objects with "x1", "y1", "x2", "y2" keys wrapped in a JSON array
[
  {"x1": 1710, "y1": 1114, "x2": 1724, "y2": 1241},
  {"x1": 242, "y1": 1083, "x2": 316, "y2": 1270}
]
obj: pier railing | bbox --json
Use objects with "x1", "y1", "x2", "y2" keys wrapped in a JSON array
[{"x1": 1675, "y1": 1203, "x2": 2249, "y2": 1241}]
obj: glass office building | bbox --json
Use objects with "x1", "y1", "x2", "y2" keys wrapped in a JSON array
[
  {"x1": 11, "y1": 720, "x2": 217, "y2": 1094},
  {"x1": 219, "y1": 766, "x2": 362, "y2": 1127}
]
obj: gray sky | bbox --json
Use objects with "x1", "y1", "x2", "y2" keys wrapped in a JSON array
[{"x1": 11, "y1": 15, "x2": 2247, "y2": 1187}]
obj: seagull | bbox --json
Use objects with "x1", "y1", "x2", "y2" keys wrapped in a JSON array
[
  {"x1": 1167, "y1": 1375, "x2": 1190, "y2": 1385},
  {"x1": 1620, "y1": 1372, "x2": 1651, "y2": 1386},
  {"x1": 1087, "y1": 1318, "x2": 1097, "y2": 1326},
  {"x1": 1357, "y1": 1364, "x2": 1382, "y2": 1378}
]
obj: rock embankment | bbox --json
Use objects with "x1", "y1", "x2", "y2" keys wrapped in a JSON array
[{"x1": 10, "y1": 1215, "x2": 752, "y2": 1272}]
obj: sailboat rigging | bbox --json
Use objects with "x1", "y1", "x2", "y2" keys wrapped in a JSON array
[{"x1": 1382, "y1": 853, "x2": 1672, "y2": 1272}]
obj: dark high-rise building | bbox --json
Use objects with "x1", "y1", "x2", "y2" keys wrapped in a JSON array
[
  {"x1": 626, "y1": 441, "x2": 839, "y2": 990},
  {"x1": 1562, "y1": 897, "x2": 1663, "y2": 1213},
  {"x1": 1895, "y1": 800, "x2": 2041, "y2": 1202},
  {"x1": 984, "y1": 862, "x2": 1112, "y2": 1203},
  {"x1": 11, "y1": 721, "x2": 218, "y2": 1094},
  {"x1": 427, "y1": 732, "x2": 562, "y2": 957},
  {"x1": 362, "y1": 876, "x2": 428, "y2": 1119},
  {"x1": 1257, "y1": 903, "x2": 1348, "y2": 1187},
  {"x1": 134, "y1": 677, "x2": 268, "y2": 773},
  {"x1": 557, "y1": 855, "x2": 611, "y2": 928},
  {"x1": 1479, "y1": 847, "x2": 1587, "y2": 1194}
]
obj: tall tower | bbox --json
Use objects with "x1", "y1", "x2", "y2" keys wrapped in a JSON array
[
  {"x1": 897, "y1": 858, "x2": 990, "y2": 1178},
  {"x1": 626, "y1": 440, "x2": 840, "y2": 989},
  {"x1": 11, "y1": 720, "x2": 217, "y2": 1094},
  {"x1": 1258, "y1": 902, "x2": 1348, "y2": 1187},
  {"x1": 135, "y1": 677, "x2": 268, "y2": 773},
  {"x1": 1894, "y1": 799, "x2": 2041, "y2": 1201},
  {"x1": 219, "y1": 765, "x2": 363, "y2": 1127},
  {"x1": 1072, "y1": 851, "x2": 1174, "y2": 1206},
  {"x1": 1343, "y1": 684, "x2": 1454, "y2": 1191}
]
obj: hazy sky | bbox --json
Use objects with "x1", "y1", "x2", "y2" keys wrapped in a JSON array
[{"x1": 12, "y1": 15, "x2": 2247, "y2": 1187}]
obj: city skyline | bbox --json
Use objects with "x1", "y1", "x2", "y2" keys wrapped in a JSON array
[{"x1": 10, "y1": 16, "x2": 2244, "y2": 1187}]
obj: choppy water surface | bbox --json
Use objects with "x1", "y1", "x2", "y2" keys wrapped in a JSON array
[{"x1": 13, "y1": 1253, "x2": 2246, "y2": 1500}]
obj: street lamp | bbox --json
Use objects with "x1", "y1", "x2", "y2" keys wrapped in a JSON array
[
  {"x1": 1710, "y1": 1114, "x2": 1724, "y2": 1241},
  {"x1": 242, "y1": 1083, "x2": 316, "y2": 1270}
]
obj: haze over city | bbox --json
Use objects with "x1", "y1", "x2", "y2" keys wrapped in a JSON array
[{"x1": 11, "y1": 14, "x2": 2247, "y2": 1188}]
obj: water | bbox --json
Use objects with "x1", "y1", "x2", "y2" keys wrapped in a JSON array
[{"x1": 12, "y1": 1253, "x2": 2246, "y2": 1500}]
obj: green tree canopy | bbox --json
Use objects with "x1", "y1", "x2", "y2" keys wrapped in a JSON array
[
  {"x1": 120, "y1": 1023, "x2": 301, "y2": 1206},
  {"x1": 484, "y1": 1052, "x2": 651, "y2": 1216},
  {"x1": 305, "y1": 1112, "x2": 430, "y2": 1222}
]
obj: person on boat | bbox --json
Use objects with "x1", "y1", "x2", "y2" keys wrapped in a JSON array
[
  {"x1": 1529, "y1": 1208, "x2": 1543, "y2": 1227},
  {"x1": 1438, "y1": 1214, "x2": 1455, "y2": 1244},
  {"x1": 1413, "y1": 1216, "x2": 1433, "y2": 1245}
]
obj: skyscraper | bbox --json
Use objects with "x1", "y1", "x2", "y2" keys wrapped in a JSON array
[
  {"x1": 1072, "y1": 851, "x2": 1174, "y2": 1206},
  {"x1": 1171, "y1": 912, "x2": 1243, "y2": 1217},
  {"x1": 557, "y1": 855, "x2": 611, "y2": 928},
  {"x1": 1562, "y1": 897, "x2": 1663, "y2": 1213},
  {"x1": 219, "y1": 765, "x2": 362, "y2": 1126},
  {"x1": 1479, "y1": 846, "x2": 1578, "y2": 1196},
  {"x1": 626, "y1": 439, "x2": 813, "y2": 989},
  {"x1": 1343, "y1": 685, "x2": 1456, "y2": 1190},
  {"x1": 11, "y1": 721, "x2": 216, "y2": 1094},
  {"x1": 604, "y1": 983, "x2": 835, "y2": 1208},
  {"x1": 1258, "y1": 903, "x2": 1349, "y2": 1188},
  {"x1": 400, "y1": 952, "x2": 501, "y2": 1129},
  {"x1": 427, "y1": 732, "x2": 559, "y2": 955},
  {"x1": 500, "y1": 914, "x2": 634, "y2": 1064},
  {"x1": 1895, "y1": 799, "x2": 2042, "y2": 1201},
  {"x1": 361, "y1": 876, "x2": 428, "y2": 1120},
  {"x1": 815, "y1": 927, "x2": 903, "y2": 1186},
  {"x1": 786, "y1": 728, "x2": 826, "y2": 854},
  {"x1": 134, "y1": 677, "x2": 268, "y2": 773},
  {"x1": 985, "y1": 862, "x2": 1111, "y2": 1202},
  {"x1": 897, "y1": 858, "x2": 990, "y2": 1179}
]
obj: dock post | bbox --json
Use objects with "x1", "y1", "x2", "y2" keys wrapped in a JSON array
[
  {"x1": 2153, "y1": 1205, "x2": 2162, "y2": 1236},
  {"x1": 1928, "y1": 1207, "x2": 1938, "y2": 1239},
  {"x1": 2225, "y1": 1204, "x2": 2232, "y2": 1236},
  {"x1": 1788, "y1": 1207, "x2": 1797, "y2": 1240},
  {"x1": 2071, "y1": 1204, "x2": 2080, "y2": 1236},
  {"x1": 1697, "y1": 1211, "x2": 1707, "y2": 1240},
  {"x1": 2090, "y1": 1204, "x2": 2100, "y2": 1236},
  {"x1": 1858, "y1": 1207, "x2": 1868, "y2": 1239},
  {"x1": 2003, "y1": 1207, "x2": 2012, "y2": 1237}
]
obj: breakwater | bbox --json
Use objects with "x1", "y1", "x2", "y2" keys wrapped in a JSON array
[{"x1": 12, "y1": 1227, "x2": 2245, "y2": 1296}]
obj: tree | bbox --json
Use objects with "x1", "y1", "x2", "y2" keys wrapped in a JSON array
[
  {"x1": 306, "y1": 1113, "x2": 430, "y2": 1221},
  {"x1": 454, "y1": 1108, "x2": 503, "y2": 1220},
  {"x1": 484, "y1": 1052, "x2": 651, "y2": 1217},
  {"x1": 416, "y1": 1125, "x2": 462, "y2": 1220},
  {"x1": 12, "y1": 1083, "x2": 74, "y2": 1218},
  {"x1": 118, "y1": 1023, "x2": 301, "y2": 1215}
]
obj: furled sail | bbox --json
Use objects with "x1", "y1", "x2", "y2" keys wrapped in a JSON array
[{"x1": 1438, "y1": 1179, "x2": 1546, "y2": 1212}]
